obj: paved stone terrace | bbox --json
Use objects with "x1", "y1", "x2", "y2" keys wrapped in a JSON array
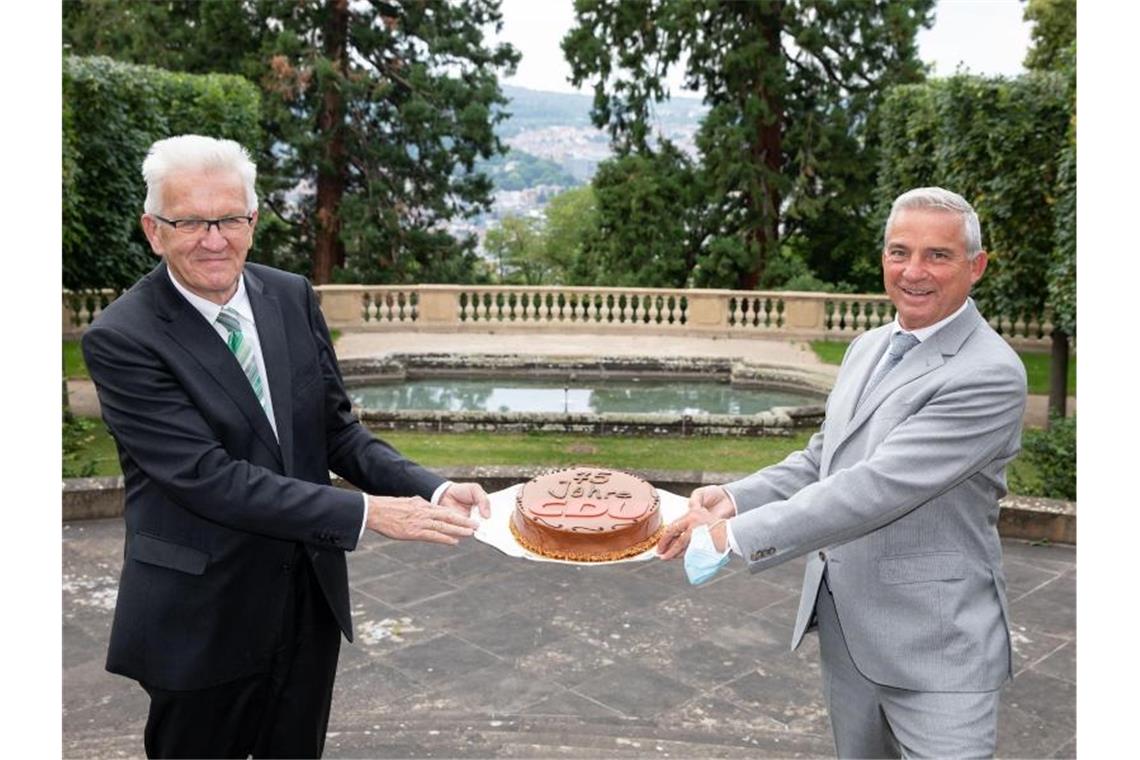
[{"x1": 64, "y1": 518, "x2": 1075, "y2": 758}]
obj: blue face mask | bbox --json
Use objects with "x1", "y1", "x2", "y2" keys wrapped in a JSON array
[{"x1": 684, "y1": 523, "x2": 731, "y2": 585}]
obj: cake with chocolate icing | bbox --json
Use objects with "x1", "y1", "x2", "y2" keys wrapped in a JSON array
[{"x1": 510, "y1": 466, "x2": 664, "y2": 562}]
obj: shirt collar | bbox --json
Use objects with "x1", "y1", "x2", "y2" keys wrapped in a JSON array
[
  {"x1": 891, "y1": 298, "x2": 970, "y2": 342},
  {"x1": 166, "y1": 267, "x2": 253, "y2": 327}
]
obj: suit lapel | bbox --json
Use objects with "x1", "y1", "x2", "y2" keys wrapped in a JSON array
[
  {"x1": 828, "y1": 300, "x2": 983, "y2": 461},
  {"x1": 832, "y1": 327, "x2": 891, "y2": 427},
  {"x1": 151, "y1": 264, "x2": 284, "y2": 470},
  {"x1": 246, "y1": 269, "x2": 296, "y2": 476},
  {"x1": 844, "y1": 340, "x2": 944, "y2": 433}
]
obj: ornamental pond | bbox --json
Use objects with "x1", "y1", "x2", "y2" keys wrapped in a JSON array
[
  {"x1": 349, "y1": 376, "x2": 818, "y2": 416},
  {"x1": 341, "y1": 354, "x2": 830, "y2": 437}
]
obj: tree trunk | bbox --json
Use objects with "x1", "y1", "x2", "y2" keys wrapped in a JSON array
[
  {"x1": 743, "y1": 2, "x2": 783, "y2": 291},
  {"x1": 1048, "y1": 328, "x2": 1070, "y2": 426},
  {"x1": 312, "y1": 0, "x2": 349, "y2": 285},
  {"x1": 62, "y1": 353, "x2": 72, "y2": 422}
]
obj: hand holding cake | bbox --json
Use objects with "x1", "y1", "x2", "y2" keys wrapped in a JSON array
[
  {"x1": 656, "y1": 485, "x2": 735, "y2": 560},
  {"x1": 437, "y1": 481, "x2": 493, "y2": 520},
  {"x1": 365, "y1": 494, "x2": 480, "y2": 545}
]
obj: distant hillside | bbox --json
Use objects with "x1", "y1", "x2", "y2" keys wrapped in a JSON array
[
  {"x1": 474, "y1": 149, "x2": 580, "y2": 191},
  {"x1": 496, "y1": 85, "x2": 707, "y2": 138},
  {"x1": 448, "y1": 84, "x2": 708, "y2": 250}
]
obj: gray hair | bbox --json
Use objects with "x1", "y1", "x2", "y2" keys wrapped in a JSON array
[
  {"x1": 142, "y1": 135, "x2": 258, "y2": 215},
  {"x1": 884, "y1": 187, "x2": 983, "y2": 259}
]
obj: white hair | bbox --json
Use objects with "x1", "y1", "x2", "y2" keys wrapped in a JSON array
[
  {"x1": 142, "y1": 134, "x2": 258, "y2": 215},
  {"x1": 884, "y1": 187, "x2": 984, "y2": 259}
]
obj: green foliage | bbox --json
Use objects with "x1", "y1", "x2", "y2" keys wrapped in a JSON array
[
  {"x1": 482, "y1": 185, "x2": 599, "y2": 284},
  {"x1": 579, "y1": 144, "x2": 704, "y2": 287},
  {"x1": 1012, "y1": 415, "x2": 1076, "y2": 500},
  {"x1": 876, "y1": 74, "x2": 1071, "y2": 327},
  {"x1": 256, "y1": 0, "x2": 520, "y2": 285},
  {"x1": 564, "y1": 0, "x2": 934, "y2": 289},
  {"x1": 1048, "y1": 36, "x2": 1077, "y2": 338},
  {"x1": 475, "y1": 150, "x2": 579, "y2": 192},
  {"x1": 62, "y1": 415, "x2": 100, "y2": 478},
  {"x1": 63, "y1": 341, "x2": 89, "y2": 379},
  {"x1": 758, "y1": 248, "x2": 858, "y2": 293},
  {"x1": 542, "y1": 186, "x2": 598, "y2": 282},
  {"x1": 63, "y1": 0, "x2": 262, "y2": 78},
  {"x1": 62, "y1": 55, "x2": 261, "y2": 290},
  {"x1": 1023, "y1": 0, "x2": 1077, "y2": 73},
  {"x1": 483, "y1": 215, "x2": 547, "y2": 284},
  {"x1": 63, "y1": 0, "x2": 519, "y2": 286}
]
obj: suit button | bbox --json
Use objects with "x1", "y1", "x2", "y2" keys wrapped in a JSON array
[
  {"x1": 818, "y1": 551, "x2": 826, "y2": 561},
  {"x1": 282, "y1": 563, "x2": 292, "y2": 573}
]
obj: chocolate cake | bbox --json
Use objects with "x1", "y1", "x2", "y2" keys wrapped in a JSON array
[{"x1": 510, "y1": 466, "x2": 664, "y2": 562}]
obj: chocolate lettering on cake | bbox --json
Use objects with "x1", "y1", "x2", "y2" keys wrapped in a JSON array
[
  {"x1": 512, "y1": 466, "x2": 664, "y2": 561},
  {"x1": 530, "y1": 470, "x2": 641, "y2": 529}
]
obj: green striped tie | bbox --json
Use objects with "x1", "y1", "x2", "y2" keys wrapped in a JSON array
[{"x1": 216, "y1": 307, "x2": 267, "y2": 409}]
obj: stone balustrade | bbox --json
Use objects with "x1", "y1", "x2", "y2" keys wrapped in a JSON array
[{"x1": 63, "y1": 284, "x2": 1053, "y2": 346}]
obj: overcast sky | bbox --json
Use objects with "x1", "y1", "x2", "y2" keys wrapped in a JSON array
[{"x1": 494, "y1": 0, "x2": 1032, "y2": 95}]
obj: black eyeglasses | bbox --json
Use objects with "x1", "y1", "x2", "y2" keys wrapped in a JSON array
[{"x1": 153, "y1": 214, "x2": 254, "y2": 235}]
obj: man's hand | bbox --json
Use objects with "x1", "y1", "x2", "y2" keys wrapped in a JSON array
[
  {"x1": 437, "y1": 482, "x2": 492, "y2": 519},
  {"x1": 656, "y1": 486, "x2": 735, "y2": 560},
  {"x1": 366, "y1": 495, "x2": 479, "y2": 545}
]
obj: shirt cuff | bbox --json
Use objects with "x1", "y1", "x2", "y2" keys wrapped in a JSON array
[
  {"x1": 723, "y1": 488, "x2": 739, "y2": 515},
  {"x1": 357, "y1": 483, "x2": 452, "y2": 547},
  {"x1": 725, "y1": 521, "x2": 742, "y2": 557},
  {"x1": 431, "y1": 481, "x2": 453, "y2": 506},
  {"x1": 357, "y1": 492, "x2": 369, "y2": 546}
]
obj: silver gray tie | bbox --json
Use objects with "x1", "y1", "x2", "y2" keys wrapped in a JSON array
[{"x1": 858, "y1": 331, "x2": 920, "y2": 407}]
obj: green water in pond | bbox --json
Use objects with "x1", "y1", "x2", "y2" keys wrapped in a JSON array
[{"x1": 350, "y1": 378, "x2": 821, "y2": 415}]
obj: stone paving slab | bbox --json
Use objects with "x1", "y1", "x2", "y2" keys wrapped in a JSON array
[{"x1": 63, "y1": 519, "x2": 1075, "y2": 758}]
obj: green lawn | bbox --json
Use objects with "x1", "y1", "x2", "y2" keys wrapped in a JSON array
[
  {"x1": 809, "y1": 340, "x2": 849, "y2": 366},
  {"x1": 63, "y1": 340, "x2": 89, "y2": 379},
  {"x1": 65, "y1": 417, "x2": 1053, "y2": 497},
  {"x1": 810, "y1": 339, "x2": 1075, "y2": 396},
  {"x1": 64, "y1": 420, "x2": 815, "y2": 478},
  {"x1": 1019, "y1": 351, "x2": 1076, "y2": 397}
]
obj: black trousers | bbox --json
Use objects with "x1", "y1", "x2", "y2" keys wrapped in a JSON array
[{"x1": 141, "y1": 549, "x2": 342, "y2": 759}]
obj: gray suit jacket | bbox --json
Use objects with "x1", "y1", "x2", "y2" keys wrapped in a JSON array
[{"x1": 725, "y1": 299, "x2": 1026, "y2": 692}]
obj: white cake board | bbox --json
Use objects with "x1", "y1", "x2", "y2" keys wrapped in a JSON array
[{"x1": 471, "y1": 483, "x2": 690, "y2": 565}]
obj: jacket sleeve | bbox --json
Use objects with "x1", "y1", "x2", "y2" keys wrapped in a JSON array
[
  {"x1": 83, "y1": 320, "x2": 367, "y2": 550},
  {"x1": 722, "y1": 334, "x2": 864, "y2": 512},
  {"x1": 301, "y1": 281, "x2": 446, "y2": 499},
  {"x1": 723, "y1": 429, "x2": 825, "y2": 511},
  {"x1": 729, "y1": 357, "x2": 1027, "y2": 572}
]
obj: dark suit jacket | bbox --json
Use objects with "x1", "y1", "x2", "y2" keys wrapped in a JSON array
[{"x1": 82, "y1": 262, "x2": 444, "y2": 691}]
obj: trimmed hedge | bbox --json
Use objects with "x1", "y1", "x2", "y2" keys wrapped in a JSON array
[
  {"x1": 876, "y1": 74, "x2": 1070, "y2": 329},
  {"x1": 63, "y1": 56, "x2": 261, "y2": 291}
]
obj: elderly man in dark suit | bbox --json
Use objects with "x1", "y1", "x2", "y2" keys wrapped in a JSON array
[{"x1": 82, "y1": 134, "x2": 490, "y2": 758}]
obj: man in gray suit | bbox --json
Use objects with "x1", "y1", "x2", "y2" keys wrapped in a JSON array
[{"x1": 658, "y1": 187, "x2": 1027, "y2": 757}]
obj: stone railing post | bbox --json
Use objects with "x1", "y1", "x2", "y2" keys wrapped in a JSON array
[
  {"x1": 781, "y1": 293, "x2": 826, "y2": 332},
  {"x1": 685, "y1": 291, "x2": 729, "y2": 330},
  {"x1": 316, "y1": 285, "x2": 365, "y2": 329},
  {"x1": 63, "y1": 292, "x2": 78, "y2": 336},
  {"x1": 417, "y1": 287, "x2": 460, "y2": 326}
]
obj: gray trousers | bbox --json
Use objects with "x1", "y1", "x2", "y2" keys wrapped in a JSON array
[{"x1": 815, "y1": 578, "x2": 1001, "y2": 758}]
